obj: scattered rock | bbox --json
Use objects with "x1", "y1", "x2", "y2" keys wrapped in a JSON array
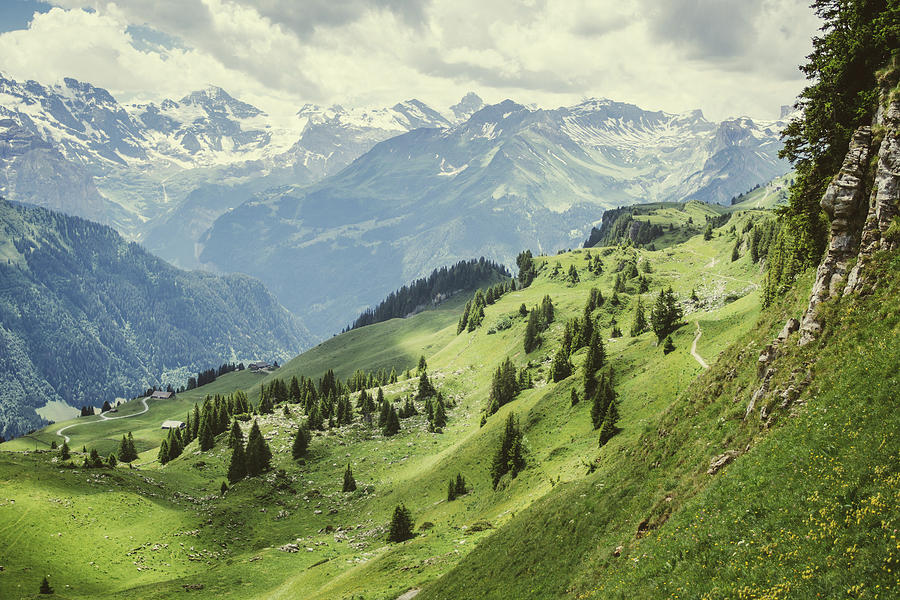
[
  {"x1": 707, "y1": 451, "x2": 738, "y2": 475},
  {"x1": 279, "y1": 543, "x2": 299, "y2": 553}
]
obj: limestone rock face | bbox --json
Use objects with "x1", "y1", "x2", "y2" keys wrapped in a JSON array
[
  {"x1": 798, "y1": 127, "x2": 872, "y2": 345},
  {"x1": 845, "y1": 99, "x2": 900, "y2": 293}
]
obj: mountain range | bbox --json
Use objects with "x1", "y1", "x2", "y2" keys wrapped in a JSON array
[{"x1": 0, "y1": 74, "x2": 792, "y2": 337}]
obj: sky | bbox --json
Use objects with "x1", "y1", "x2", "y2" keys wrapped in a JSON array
[{"x1": 0, "y1": 0, "x2": 822, "y2": 122}]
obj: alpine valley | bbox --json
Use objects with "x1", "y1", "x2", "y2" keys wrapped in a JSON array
[{"x1": 1, "y1": 2, "x2": 898, "y2": 600}]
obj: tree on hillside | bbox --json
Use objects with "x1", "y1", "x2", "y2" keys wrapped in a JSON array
[
  {"x1": 292, "y1": 424, "x2": 310, "y2": 459},
  {"x1": 157, "y1": 439, "x2": 170, "y2": 464},
  {"x1": 650, "y1": 287, "x2": 683, "y2": 342},
  {"x1": 598, "y1": 393, "x2": 620, "y2": 447},
  {"x1": 227, "y1": 442, "x2": 247, "y2": 483},
  {"x1": 418, "y1": 355, "x2": 427, "y2": 373},
  {"x1": 704, "y1": 223, "x2": 714, "y2": 240},
  {"x1": 227, "y1": 420, "x2": 244, "y2": 449},
  {"x1": 551, "y1": 347, "x2": 572, "y2": 382},
  {"x1": 117, "y1": 432, "x2": 138, "y2": 463},
  {"x1": 387, "y1": 504, "x2": 414, "y2": 543},
  {"x1": 517, "y1": 250, "x2": 537, "y2": 288},
  {"x1": 59, "y1": 441, "x2": 70, "y2": 461},
  {"x1": 382, "y1": 406, "x2": 401, "y2": 437},
  {"x1": 245, "y1": 420, "x2": 271, "y2": 476},
  {"x1": 39, "y1": 576, "x2": 53, "y2": 595},
  {"x1": 591, "y1": 370, "x2": 616, "y2": 429},
  {"x1": 486, "y1": 358, "x2": 519, "y2": 416},
  {"x1": 491, "y1": 413, "x2": 526, "y2": 489},
  {"x1": 630, "y1": 296, "x2": 649, "y2": 336},
  {"x1": 524, "y1": 309, "x2": 541, "y2": 353},
  {"x1": 663, "y1": 336, "x2": 676, "y2": 355},
  {"x1": 416, "y1": 371, "x2": 437, "y2": 401},
  {"x1": 342, "y1": 463, "x2": 357, "y2": 492}
]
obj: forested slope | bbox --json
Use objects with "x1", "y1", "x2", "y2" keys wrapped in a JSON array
[{"x1": 0, "y1": 199, "x2": 310, "y2": 438}]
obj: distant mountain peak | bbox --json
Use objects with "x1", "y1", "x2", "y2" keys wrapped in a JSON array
[{"x1": 450, "y1": 92, "x2": 484, "y2": 121}]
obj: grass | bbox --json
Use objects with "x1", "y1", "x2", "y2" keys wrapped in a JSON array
[{"x1": 2, "y1": 215, "x2": 894, "y2": 599}]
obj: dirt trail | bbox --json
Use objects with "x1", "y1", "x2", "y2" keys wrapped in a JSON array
[
  {"x1": 55, "y1": 397, "x2": 150, "y2": 443},
  {"x1": 691, "y1": 322, "x2": 709, "y2": 370}
]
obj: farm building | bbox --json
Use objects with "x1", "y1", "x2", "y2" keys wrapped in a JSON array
[
  {"x1": 151, "y1": 391, "x2": 174, "y2": 399},
  {"x1": 161, "y1": 420, "x2": 185, "y2": 430}
]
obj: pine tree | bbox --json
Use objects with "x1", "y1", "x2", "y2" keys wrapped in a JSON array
[
  {"x1": 292, "y1": 424, "x2": 310, "y2": 460},
  {"x1": 417, "y1": 355, "x2": 427, "y2": 373},
  {"x1": 598, "y1": 397, "x2": 620, "y2": 447},
  {"x1": 650, "y1": 287, "x2": 684, "y2": 342},
  {"x1": 60, "y1": 441, "x2": 70, "y2": 461},
  {"x1": 524, "y1": 309, "x2": 541, "y2": 353},
  {"x1": 157, "y1": 439, "x2": 170, "y2": 464},
  {"x1": 198, "y1": 412, "x2": 215, "y2": 451},
  {"x1": 227, "y1": 420, "x2": 243, "y2": 449},
  {"x1": 431, "y1": 399, "x2": 447, "y2": 431},
  {"x1": 663, "y1": 336, "x2": 676, "y2": 354},
  {"x1": 382, "y1": 406, "x2": 401, "y2": 437},
  {"x1": 245, "y1": 420, "x2": 271, "y2": 476},
  {"x1": 342, "y1": 463, "x2": 357, "y2": 492},
  {"x1": 490, "y1": 413, "x2": 525, "y2": 489},
  {"x1": 227, "y1": 442, "x2": 247, "y2": 483},
  {"x1": 731, "y1": 238, "x2": 741, "y2": 261},
  {"x1": 447, "y1": 478, "x2": 457, "y2": 501},
  {"x1": 704, "y1": 223, "x2": 714, "y2": 240},
  {"x1": 630, "y1": 296, "x2": 649, "y2": 336},
  {"x1": 550, "y1": 348, "x2": 572, "y2": 382},
  {"x1": 416, "y1": 371, "x2": 436, "y2": 401},
  {"x1": 387, "y1": 504, "x2": 414, "y2": 542},
  {"x1": 39, "y1": 576, "x2": 53, "y2": 595},
  {"x1": 455, "y1": 473, "x2": 467, "y2": 496}
]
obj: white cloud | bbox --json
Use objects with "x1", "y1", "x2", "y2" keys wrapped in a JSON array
[{"x1": 0, "y1": 0, "x2": 821, "y2": 121}]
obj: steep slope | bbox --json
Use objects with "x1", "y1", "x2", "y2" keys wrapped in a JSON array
[
  {"x1": 0, "y1": 199, "x2": 311, "y2": 439},
  {"x1": 200, "y1": 99, "x2": 788, "y2": 336},
  {"x1": 1, "y1": 211, "x2": 780, "y2": 598}
]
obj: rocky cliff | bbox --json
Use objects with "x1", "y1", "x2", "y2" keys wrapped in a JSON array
[{"x1": 798, "y1": 98, "x2": 900, "y2": 345}]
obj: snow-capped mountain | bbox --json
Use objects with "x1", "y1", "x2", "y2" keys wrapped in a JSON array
[
  {"x1": 0, "y1": 74, "x2": 460, "y2": 265},
  {"x1": 199, "y1": 97, "x2": 791, "y2": 336}
]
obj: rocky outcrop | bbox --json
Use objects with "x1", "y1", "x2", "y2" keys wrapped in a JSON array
[
  {"x1": 798, "y1": 127, "x2": 873, "y2": 345},
  {"x1": 845, "y1": 99, "x2": 900, "y2": 293}
]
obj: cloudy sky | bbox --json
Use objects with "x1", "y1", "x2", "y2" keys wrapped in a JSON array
[{"x1": 0, "y1": 0, "x2": 821, "y2": 122}]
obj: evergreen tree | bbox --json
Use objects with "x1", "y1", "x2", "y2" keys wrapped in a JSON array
[
  {"x1": 387, "y1": 504, "x2": 415, "y2": 543},
  {"x1": 416, "y1": 371, "x2": 436, "y2": 400},
  {"x1": 486, "y1": 358, "x2": 519, "y2": 416},
  {"x1": 59, "y1": 441, "x2": 70, "y2": 461},
  {"x1": 39, "y1": 576, "x2": 53, "y2": 595},
  {"x1": 650, "y1": 287, "x2": 684, "y2": 342},
  {"x1": 455, "y1": 473, "x2": 467, "y2": 496},
  {"x1": 342, "y1": 463, "x2": 357, "y2": 492},
  {"x1": 431, "y1": 399, "x2": 447, "y2": 431},
  {"x1": 382, "y1": 406, "x2": 401, "y2": 437},
  {"x1": 524, "y1": 309, "x2": 541, "y2": 353},
  {"x1": 731, "y1": 238, "x2": 741, "y2": 261},
  {"x1": 447, "y1": 478, "x2": 457, "y2": 501},
  {"x1": 417, "y1": 355, "x2": 427, "y2": 373},
  {"x1": 245, "y1": 420, "x2": 272, "y2": 476},
  {"x1": 50, "y1": 440, "x2": 57, "y2": 450},
  {"x1": 490, "y1": 413, "x2": 525, "y2": 489},
  {"x1": 663, "y1": 336, "x2": 676, "y2": 354},
  {"x1": 704, "y1": 223, "x2": 714, "y2": 240},
  {"x1": 107, "y1": 453, "x2": 117, "y2": 467},
  {"x1": 198, "y1": 412, "x2": 215, "y2": 451},
  {"x1": 630, "y1": 296, "x2": 649, "y2": 336},
  {"x1": 227, "y1": 442, "x2": 247, "y2": 483},
  {"x1": 292, "y1": 424, "x2": 310, "y2": 460},
  {"x1": 516, "y1": 250, "x2": 537, "y2": 288},
  {"x1": 550, "y1": 348, "x2": 572, "y2": 382},
  {"x1": 158, "y1": 439, "x2": 170, "y2": 464},
  {"x1": 598, "y1": 396, "x2": 620, "y2": 447}
]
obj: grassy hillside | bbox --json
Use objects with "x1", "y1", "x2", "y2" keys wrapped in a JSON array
[{"x1": 1, "y1": 210, "x2": 894, "y2": 599}]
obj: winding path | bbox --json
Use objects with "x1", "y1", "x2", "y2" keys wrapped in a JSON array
[
  {"x1": 691, "y1": 322, "x2": 710, "y2": 370},
  {"x1": 55, "y1": 397, "x2": 150, "y2": 443}
]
